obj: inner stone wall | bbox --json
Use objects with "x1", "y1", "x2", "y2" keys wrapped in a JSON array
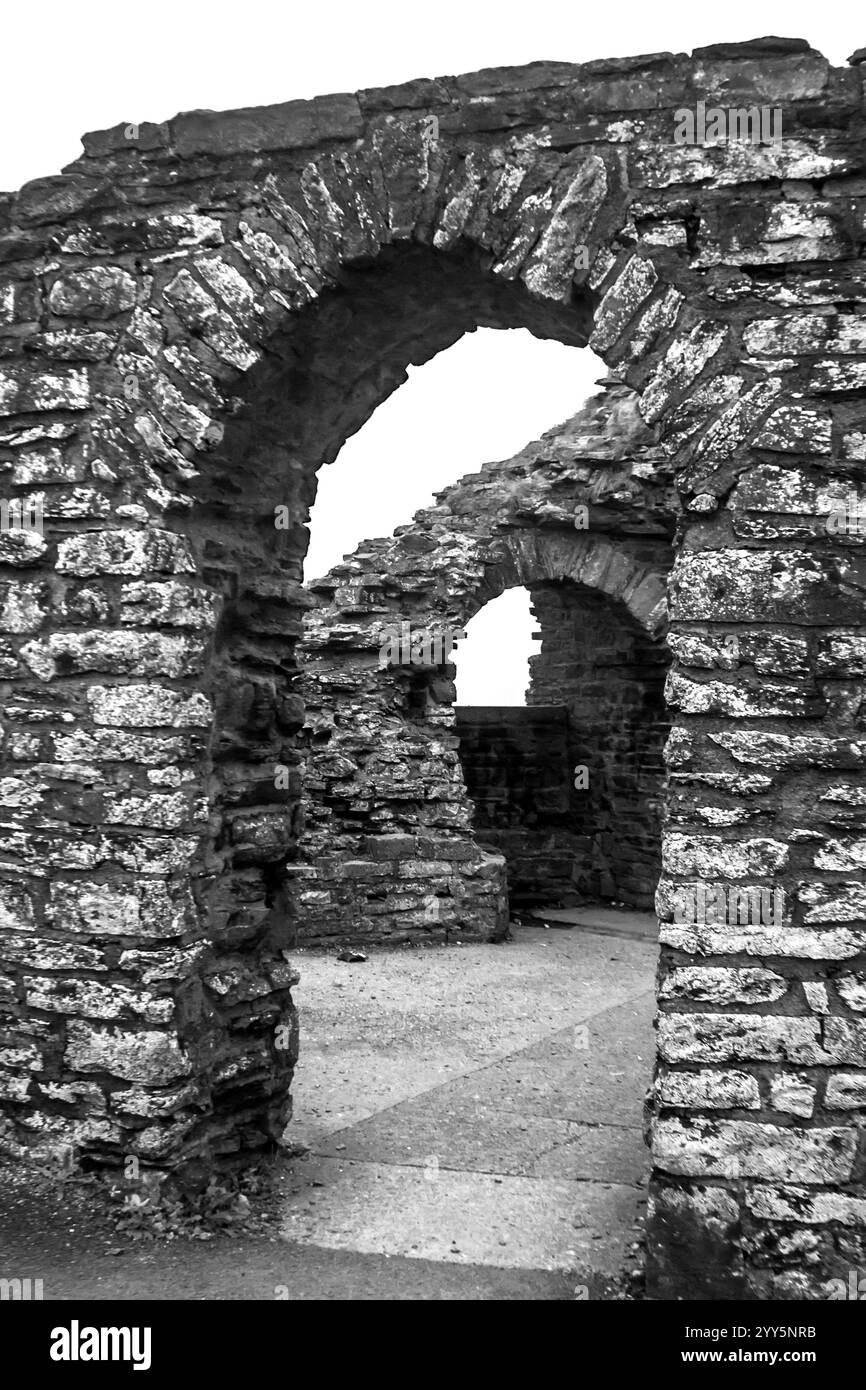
[
  {"x1": 527, "y1": 580, "x2": 669, "y2": 906},
  {"x1": 453, "y1": 570, "x2": 670, "y2": 911},
  {"x1": 454, "y1": 703, "x2": 581, "y2": 906}
]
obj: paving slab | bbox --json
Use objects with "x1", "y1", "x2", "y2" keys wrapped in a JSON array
[
  {"x1": 280, "y1": 920, "x2": 657, "y2": 1282},
  {"x1": 290, "y1": 922, "x2": 657, "y2": 1146},
  {"x1": 439, "y1": 994, "x2": 655, "y2": 1126},
  {"x1": 0, "y1": 1230, "x2": 581, "y2": 1301},
  {"x1": 278, "y1": 1154, "x2": 642, "y2": 1276},
  {"x1": 316, "y1": 1103, "x2": 647, "y2": 1184}
]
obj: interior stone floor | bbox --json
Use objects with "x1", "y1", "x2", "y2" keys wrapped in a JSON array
[{"x1": 282, "y1": 911, "x2": 658, "y2": 1286}]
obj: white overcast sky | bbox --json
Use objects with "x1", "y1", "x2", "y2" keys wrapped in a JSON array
[{"x1": 2, "y1": 3, "x2": 857, "y2": 703}]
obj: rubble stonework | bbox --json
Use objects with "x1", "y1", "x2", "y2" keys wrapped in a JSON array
[
  {"x1": 0, "y1": 36, "x2": 862, "y2": 1298},
  {"x1": 294, "y1": 386, "x2": 672, "y2": 937}
]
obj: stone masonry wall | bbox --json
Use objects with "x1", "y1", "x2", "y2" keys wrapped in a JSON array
[
  {"x1": 292, "y1": 387, "x2": 670, "y2": 943},
  {"x1": 527, "y1": 579, "x2": 669, "y2": 906},
  {"x1": 0, "y1": 36, "x2": 862, "y2": 1296},
  {"x1": 454, "y1": 704, "x2": 581, "y2": 906}
]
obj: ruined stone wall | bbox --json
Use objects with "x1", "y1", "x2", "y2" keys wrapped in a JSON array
[
  {"x1": 527, "y1": 580, "x2": 670, "y2": 906},
  {"x1": 453, "y1": 703, "x2": 582, "y2": 906},
  {"x1": 0, "y1": 36, "x2": 862, "y2": 1297},
  {"x1": 293, "y1": 387, "x2": 670, "y2": 942}
]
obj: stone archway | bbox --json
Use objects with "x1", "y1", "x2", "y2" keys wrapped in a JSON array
[
  {"x1": 293, "y1": 385, "x2": 673, "y2": 940},
  {"x1": 0, "y1": 37, "x2": 864, "y2": 1297}
]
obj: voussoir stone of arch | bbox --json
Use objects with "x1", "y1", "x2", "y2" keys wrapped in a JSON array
[{"x1": 0, "y1": 41, "x2": 864, "y2": 1300}]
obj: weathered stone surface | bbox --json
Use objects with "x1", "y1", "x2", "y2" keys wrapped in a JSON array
[
  {"x1": 86, "y1": 685, "x2": 213, "y2": 727},
  {"x1": 20, "y1": 631, "x2": 206, "y2": 680},
  {"x1": 662, "y1": 832, "x2": 788, "y2": 877},
  {"x1": 747, "y1": 1185, "x2": 866, "y2": 1227},
  {"x1": 589, "y1": 256, "x2": 658, "y2": 353},
  {"x1": 654, "y1": 1118, "x2": 856, "y2": 1182},
  {"x1": 0, "y1": 883, "x2": 37, "y2": 932},
  {"x1": 640, "y1": 323, "x2": 727, "y2": 424},
  {"x1": 13, "y1": 174, "x2": 108, "y2": 225},
  {"x1": 170, "y1": 94, "x2": 364, "y2": 157},
  {"x1": 660, "y1": 966, "x2": 787, "y2": 1005},
  {"x1": 656, "y1": 1067, "x2": 760, "y2": 1110},
  {"x1": 162, "y1": 270, "x2": 259, "y2": 370},
  {"x1": 0, "y1": 365, "x2": 89, "y2": 415},
  {"x1": 51, "y1": 729, "x2": 198, "y2": 764},
  {"x1": 64, "y1": 1022, "x2": 191, "y2": 1084},
  {"x1": 48, "y1": 267, "x2": 136, "y2": 319},
  {"x1": 671, "y1": 551, "x2": 865, "y2": 625},
  {"x1": 666, "y1": 669, "x2": 821, "y2": 720},
  {"x1": 658, "y1": 1014, "x2": 824, "y2": 1065},
  {"x1": 709, "y1": 730, "x2": 866, "y2": 770},
  {"x1": 44, "y1": 880, "x2": 193, "y2": 938},
  {"x1": 119, "y1": 581, "x2": 220, "y2": 628},
  {"x1": 56, "y1": 530, "x2": 196, "y2": 578},
  {"x1": 769, "y1": 1073, "x2": 816, "y2": 1118},
  {"x1": 24, "y1": 975, "x2": 174, "y2": 1024},
  {"x1": 744, "y1": 314, "x2": 866, "y2": 357},
  {"x1": 0, "y1": 934, "x2": 103, "y2": 974},
  {"x1": 825, "y1": 1075, "x2": 866, "y2": 1109},
  {"x1": 799, "y1": 882, "x2": 866, "y2": 924}
]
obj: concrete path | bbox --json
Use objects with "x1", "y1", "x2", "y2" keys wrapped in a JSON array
[
  {"x1": 0, "y1": 911, "x2": 657, "y2": 1300},
  {"x1": 282, "y1": 912, "x2": 657, "y2": 1290}
]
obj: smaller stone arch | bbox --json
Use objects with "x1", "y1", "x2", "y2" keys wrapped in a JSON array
[
  {"x1": 291, "y1": 384, "x2": 674, "y2": 942},
  {"x1": 497, "y1": 530, "x2": 668, "y2": 637}
]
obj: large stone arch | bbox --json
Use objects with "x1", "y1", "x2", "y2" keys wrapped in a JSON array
[{"x1": 0, "y1": 37, "x2": 863, "y2": 1297}]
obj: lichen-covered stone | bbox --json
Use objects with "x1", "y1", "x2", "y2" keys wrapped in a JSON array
[
  {"x1": 45, "y1": 880, "x2": 193, "y2": 938},
  {"x1": 660, "y1": 966, "x2": 787, "y2": 1005},
  {"x1": 65, "y1": 1022, "x2": 192, "y2": 1084},
  {"x1": 654, "y1": 1117, "x2": 855, "y2": 1182},
  {"x1": 48, "y1": 266, "x2": 136, "y2": 319},
  {"x1": 0, "y1": 362, "x2": 91, "y2": 416},
  {"x1": 86, "y1": 684, "x2": 213, "y2": 727},
  {"x1": 656, "y1": 1067, "x2": 760, "y2": 1110},
  {"x1": 658, "y1": 1013, "x2": 825, "y2": 1065},
  {"x1": 20, "y1": 631, "x2": 206, "y2": 680},
  {"x1": 662, "y1": 832, "x2": 789, "y2": 877},
  {"x1": 56, "y1": 530, "x2": 196, "y2": 578},
  {"x1": 747, "y1": 1186, "x2": 866, "y2": 1227},
  {"x1": 769, "y1": 1073, "x2": 816, "y2": 1118}
]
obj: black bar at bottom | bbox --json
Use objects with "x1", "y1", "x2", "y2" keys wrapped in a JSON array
[{"x1": 2, "y1": 1297, "x2": 858, "y2": 1376}]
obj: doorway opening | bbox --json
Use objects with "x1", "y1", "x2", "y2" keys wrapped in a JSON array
[{"x1": 455, "y1": 579, "x2": 669, "y2": 914}]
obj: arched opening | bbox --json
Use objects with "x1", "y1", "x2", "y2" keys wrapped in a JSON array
[
  {"x1": 454, "y1": 579, "x2": 669, "y2": 913},
  {"x1": 164, "y1": 241, "x2": 601, "y2": 1149},
  {"x1": 454, "y1": 588, "x2": 540, "y2": 707},
  {"x1": 304, "y1": 330, "x2": 599, "y2": 584},
  {"x1": 288, "y1": 506, "x2": 671, "y2": 1283},
  {"x1": 289, "y1": 364, "x2": 674, "y2": 952},
  {"x1": 182, "y1": 241, "x2": 598, "y2": 944}
]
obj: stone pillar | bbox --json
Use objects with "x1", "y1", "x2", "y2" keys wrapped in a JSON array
[{"x1": 647, "y1": 444, "x2": 866, "y2": 1299}]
